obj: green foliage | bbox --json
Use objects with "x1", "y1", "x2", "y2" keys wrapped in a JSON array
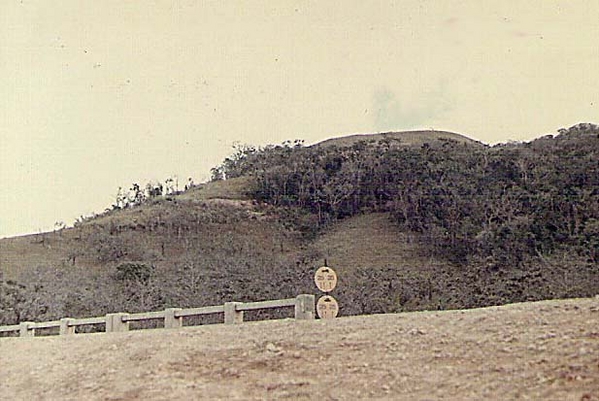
[
  {"x1": 115, "y1": 262, "x2": 153, "y2": 284},
  {"x1": 0, "y1": 278, "x2": 31, "y2": 325},
  {"x1": 221, "y1": 124, "x2": 599, "y2": 271},
  {"x1": 1, "y1": 266, "x2": 114, "y2": 326}
]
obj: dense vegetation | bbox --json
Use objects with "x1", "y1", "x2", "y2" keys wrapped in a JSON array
[
  {"x1": 211, "y1": 123, "x2": 599, "y2": 306},
  {"x1": 1, "y1": 123, "x2": 598, "y2": 329},
  {"x1": 215, "y1": 124, "x2": 599, "y2": 267}
]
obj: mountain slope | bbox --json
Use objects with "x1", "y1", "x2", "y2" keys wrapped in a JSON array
[{"x1": 1, "y1": 125, "x2": 598, "y2": 326}]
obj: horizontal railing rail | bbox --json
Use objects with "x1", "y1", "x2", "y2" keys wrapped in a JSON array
[
  {"x1": 0, "y1": 324, "x2": 20, "y2": 334},
  {"x1": 237, "y1": 298, "x2": 297, "y2": 311},
  {"x1": 70, "y1": 316, "x2": 106, "y2": 326},
  {"x1": 123, "y1": 311, "x2": 166, "y2": 322},
  {"x1": 174, "y1": 305, "x2": 225, "y2": 318},
  {"x1": 30, "y1": 321, "x2": 62, "y2": 330},
  {"x1": 0, "y1": 294, "x2": 315, "y2": 338}
]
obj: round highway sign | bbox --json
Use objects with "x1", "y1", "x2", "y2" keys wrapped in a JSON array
[
  {"x1": 317, "y1": 295, "x2": 339, "y2": 319},
  {"x1": 314, "y1": 266, "x2": 337, "y2": 292}
]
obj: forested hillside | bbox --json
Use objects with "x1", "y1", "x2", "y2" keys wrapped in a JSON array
[
  {"x1": 212, "y1": 123, "x2": 599, "y2": 305},
  {"x1": 215, "y1": 124, "x2": 599, "y2": 266},
  {"x1": 1, "y1": 124, "x2": 598, "y2": 328}
]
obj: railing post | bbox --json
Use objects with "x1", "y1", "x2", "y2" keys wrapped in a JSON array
[
  {"x1": 224, "y1": 302, "x2": 243, "y2": 324},
  {"x1": 59, "y1": 318, "x2": 75, "y2": 335},
  {"x1": 105, "y1": 313, "x2": 130, "y2": 332},
  {"x1": 295, "y1": 294, "x2": 315, "y2": 320},
  {"x1": 164, "y1": 308, "x2": 183, "y2": 329},
  {"x1": 19, "y1": 322, "x2": 35, "y2": 337}
]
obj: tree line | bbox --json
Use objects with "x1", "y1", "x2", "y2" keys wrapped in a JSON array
[
  {"x1": 112, "y1": 176, "x2": 196, "y2": 210},
  {"x1": 212, "y1": 124, "x2": 599, "y2": 269}
]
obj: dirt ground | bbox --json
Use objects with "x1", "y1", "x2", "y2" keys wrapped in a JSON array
[{"x1": 1, "y1": 297, "x2": 598, "y2": 400}]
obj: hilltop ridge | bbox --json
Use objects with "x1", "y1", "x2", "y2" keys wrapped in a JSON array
[{"x1": 313, "y1": 129, "x2": 481, "y2": 148}]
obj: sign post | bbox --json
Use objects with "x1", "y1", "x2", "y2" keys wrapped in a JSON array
[
  {"x1": 314, "y1": 266, "x2": 338, "y2": 293},
  {"x1": 316, "y1": 295, "x2": 339, "y2": 319},
  {"x1": 314, "y1": 265, "x2": 339, "y2": 319}
]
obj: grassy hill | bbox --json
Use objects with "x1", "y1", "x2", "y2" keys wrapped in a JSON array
[{"x1": 1, "y1": 125, "x2": 598, "y2": 326}]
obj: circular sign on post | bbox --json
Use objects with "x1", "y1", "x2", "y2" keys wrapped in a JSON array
[
  {"x1": 314, "y1": 266, "x2": 337, "y2": 293},
  {"x1": 317, "y1": 295, "x2": 339, "y2": 319}
]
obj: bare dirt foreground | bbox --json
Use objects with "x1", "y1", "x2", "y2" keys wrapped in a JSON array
[{"x1": 1, "y1": 297, "x2": 598, "y2": 400}]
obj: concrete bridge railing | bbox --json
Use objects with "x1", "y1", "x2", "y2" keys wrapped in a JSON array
[{"x1": 0, "y1": 294, "x2": 316, "y2": 338}]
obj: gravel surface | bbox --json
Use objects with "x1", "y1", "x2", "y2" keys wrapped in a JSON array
[{"x1": 1, "y1": 297, "x2": 598, "y2": 400}]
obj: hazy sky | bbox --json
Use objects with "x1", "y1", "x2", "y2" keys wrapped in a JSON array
[{"x1": 1, "y1": 1, "x2": 598, "y2": 238}]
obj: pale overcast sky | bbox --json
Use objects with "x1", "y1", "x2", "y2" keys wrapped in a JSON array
[{"x1": 1, "y1": 1, "x2": 598, "y2": 238}]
